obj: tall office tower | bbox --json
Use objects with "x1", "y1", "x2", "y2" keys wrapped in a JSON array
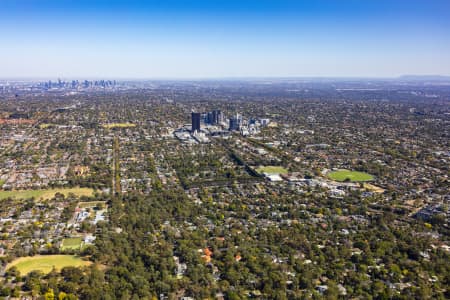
[
  {"x1": 206, "y1": 112, "x2": 213, "y2": 124},
  {"x1": 212, "y1": 110, "x2": 222, "y2": 124},
  {"x1": 191, "y1": 112, "x2": 201, "y2": 132},
  {"x1": 229, "y1": 114, "x2": 242, "y2": 131}
]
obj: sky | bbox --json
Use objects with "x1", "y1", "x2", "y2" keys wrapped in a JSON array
[{"x1": 1, "y1": 0, "x2": 449, "y2": 79}]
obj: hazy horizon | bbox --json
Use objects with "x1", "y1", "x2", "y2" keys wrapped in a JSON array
[
  {"x1": 2, "y1": 75, "x2": 450, "y2": 82},
  {"x1": 1, "y1": 0, "x2": 450, "y2": 78}
]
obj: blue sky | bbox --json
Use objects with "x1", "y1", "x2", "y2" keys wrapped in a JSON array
[{"x1": 1, "y1": 0, "x2": 449, "y2": 78}]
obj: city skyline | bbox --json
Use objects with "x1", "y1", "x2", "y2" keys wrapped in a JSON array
[{"x1": 1, "y1": 0, "x2": 450, "y2": 78}]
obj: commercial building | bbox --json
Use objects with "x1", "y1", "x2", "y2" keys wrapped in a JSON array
[
  {"x1": 229, "y1": 114, "x2": 242, "y2": 131},
  {"x1": 191, "y1": 112, "x2": 201, "y2": 133},
  {"x1": 205, "y1": 110, "x2": 222, "y2": 125},
  {"x1": 212, "y1": 110, "x2": 222, "y2": 124}
]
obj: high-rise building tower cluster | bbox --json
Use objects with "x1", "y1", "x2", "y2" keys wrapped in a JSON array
[
  {"x1": 191, "y1": 110, "x2": 223, "y2": 132},
  {"x1": 191, "y1": 109, "x2": 266, "y2": 136},
  {"x1": 184, "y1": 109, "x2": 270, "y2": 143},
  {"x1": 205, "y1": 110, "x2": 223, "y2": 125}
]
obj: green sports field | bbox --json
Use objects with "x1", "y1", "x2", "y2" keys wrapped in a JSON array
[
  {"x1": 39, "y1": 123, "x2": 54, "y2": 129},
  {"x1": 256, "y1": 166, "x2": 288, "y2": 175},
  {"x1": 102, "y1": 123, "x2": 136, "y2": 129},
  {"x1": 7, "y1": 255, "x2": 91, "y2": 274},
  {"x1": 328, "y1": 169, "x2": 374, "y2": 182},
  {"x1": 0, "y1": 187, "x2": 94, "y2": 201},
  {"x1": 77, "y1": 201, "x2": 107, "y2": 208},
  {"x1": 61, "y1": 237, "x2": 84, "y2": 251}
]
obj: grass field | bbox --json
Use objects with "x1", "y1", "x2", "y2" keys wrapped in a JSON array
[
  {"x1": 256, "y1": 166, "x2": 288, "y2": 175},
  {"x1": 77, "y1": 201, "x2": 107, "y2": 208},
  {"x1": 39, "y1": 123, "x2": 54, "y2": 129},
  {"x1": 102, "y1": 123, "x2": 136, "y2": 129},
  {"x1": 0, "y1": 179, "x2": 4, "y2": 188},
  {"x1": 364, "y1": 183, "x2": 385, "y2": 193},
  {"x1": 0, "y1": 187, "x2": 94, "y2": 201},
  {"x1": 328, "y1": 169, "x2": 374, "y2": 182},
  {"x1": 61, "y1": 237, "x2": 84, "y2": 251},
  {"x1": 7, "y1": 255, "x2": 91, "y2": 274}
]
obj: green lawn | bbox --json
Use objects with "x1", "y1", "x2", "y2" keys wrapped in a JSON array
[
  {"x1": 39, "y1": 123, "x2": 54, "y2": 129},
  {"x1": 7, "y1": 255, "x2": 91, "y2": 274},
  {"x1": 256, "y1": 166, "x2": 288, "y2": 175},
  {"x1": 61, "y1": 237, "x2": 84, "y2": 251},
  {"x1": 328, "y1": 169, "x2": 374, "y2": 182},
  {"x1": 0, "y1": 187, "x2": 94, "y2": 201},
  {"x1": 102, "y1": 123, "x2": 136, "y2": 129},
  {"x1": 78, "y1": 201, "x2": 107, "y2": 209}
]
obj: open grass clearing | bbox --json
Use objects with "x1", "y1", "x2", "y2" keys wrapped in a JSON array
[
  {"x1": 0, "y1": 187, "x2": 94, "y2": 200},
  {"x1": 328, "y1": 169, "x2": 374, "y2": 182},
  {"x1": 363, "y1": 183, "x2": 385, "y2": 193},
  {"x1": 61, "y1": 237, "x2": 84, "y2": 251},
  {"x1": 7, "y1": 255, "x2": 91, "y2": 274},
  {"x1": 256, "y1": 166, "x2": 288, "y2": 175},
  {"x1": 39, "y1": 123, "x2": 54, "y2": 129},
  {"x1": 102, "y1": 123, "x2": 136, "y2": 129},
  {"x1": 77, "y1": 201, "x2": 107, "y2": 209}
]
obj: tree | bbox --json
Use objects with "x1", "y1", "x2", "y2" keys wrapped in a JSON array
[
  {"x1": 5, "y1": 266, "x2": 20, "y2": 278},
  {"x1": 226, "y1": 291, "x2": 241, "y2": 300},
  {"x1": 324, "y1": 281, "x2": 339, "y2": 300},
  {"x1": 58, "y1": 292, "x2": 68, "y2": 300},
  {"x1": 45, "y1": 288, "x2": 55, "y2": 300},
  {"x1": 12, "y1": 287, "x2": 21, "y2": 298},
  {"x1": 0, "y1": 287, "x2": 11, "y2": 297}
]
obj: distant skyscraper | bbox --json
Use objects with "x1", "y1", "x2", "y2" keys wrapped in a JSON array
[
  {"x1": 229, "y1": 114, "x2": 242, "y2": 131},
  {"x1": 212, "y1": 110, "x2": 222, "y2": 125},
  {"x1": 206, "y1": 111, "x2": 213, "y2": 124},
  {"x1": 191, "y1": 112, "x2": 201, "y2": 132},
  {"x1": 204, "y1": 110, "x2": 222, "y2": 125}
]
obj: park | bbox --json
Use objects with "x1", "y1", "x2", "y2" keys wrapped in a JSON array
[
  {"x1": 0, "y1": 187, "x2": 94, "y2": 201},
  {"x1": 7, "y1": 255, "x2": 91, "y2": 275},
  {"x1": 328, "y1": 169, "x2": 374, "y2": 182}
]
